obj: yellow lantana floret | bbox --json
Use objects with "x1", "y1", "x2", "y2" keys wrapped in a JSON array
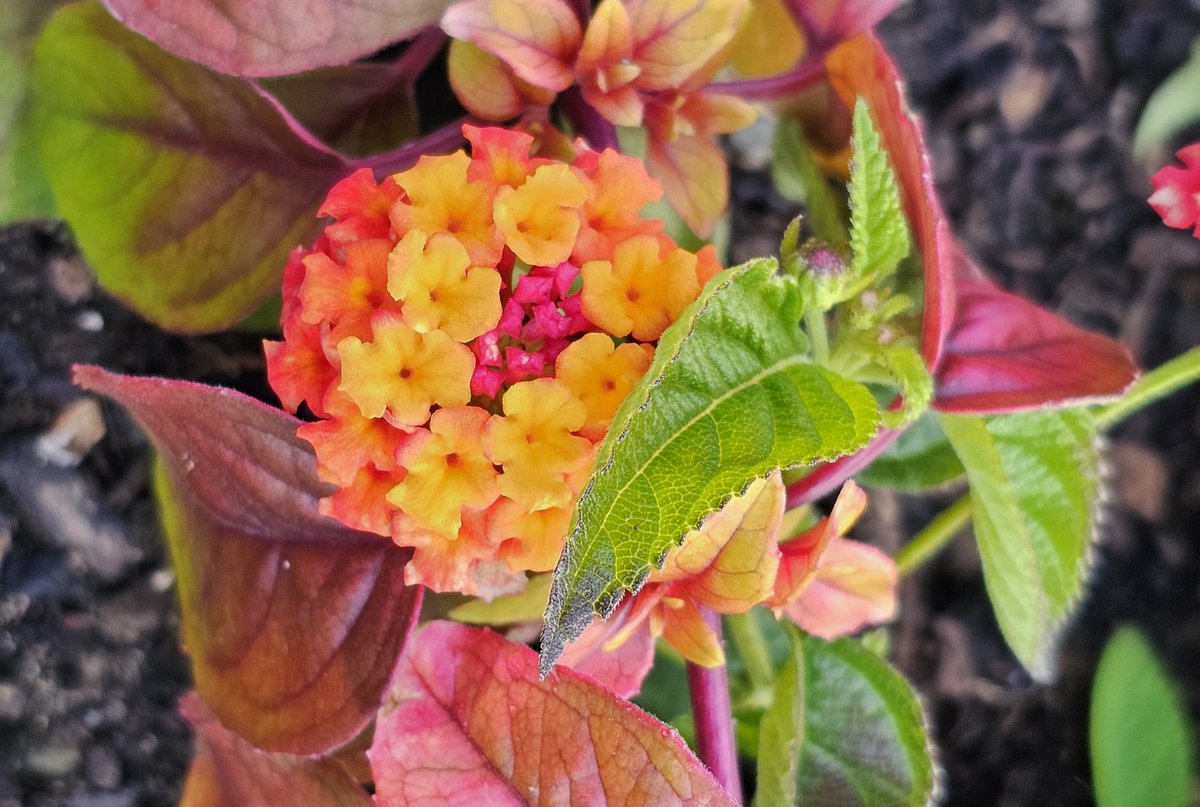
[
  {"x1": 487, "y1": 378, "x2": 591, "y2": 512},
  {"x1": 555, "y1": 332, "x2": 654, "y2": 439},
  {"x1": 337, "y1": 313, "x2": 473, "y2": 427},
  {"x1": 493, "y1": 164, "x2": 588, "y2": 266},
  {"x1": 389, "y1": 151, "x2": 503, "y2": 265},
  {"x1": 387, "y1": 230, "x2": 502, "y2": 341},
  {"x1": 581, "y1": 235, "x2": 700, "y2": 341},
  {"x1": 387, "y1": 406, "x2": 498, "y2": 539}
]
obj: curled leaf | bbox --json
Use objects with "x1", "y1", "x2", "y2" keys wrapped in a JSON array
[
  {"x1": 179, "y1": 694, "x2": 373, "y2": 807},
  {"x1": 75, "y1": 366, "x2": 421, "y2": 754}
]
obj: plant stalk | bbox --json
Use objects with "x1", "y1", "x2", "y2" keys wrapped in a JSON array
[
  {"x1": 725, "y1": 611, "x2": 774, "y2": 692},
  {"x1": 1095, "y1": 348, "x2": 1200, "y2": 431},
  {"x1": 896, "y1": 493, "x2": 972, "y2": 577},
  {"x1": 686, "y1": 610, "x2": 742, "y2": 800}
]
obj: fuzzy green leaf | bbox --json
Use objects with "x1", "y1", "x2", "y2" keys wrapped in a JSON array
[
  {"x1": 1090, "y1": 627, "x2": 1195, "y2": 807},
  {"x1": 540, "y1": 259, "x2": 880, "y2": 672},
  {"x1": 31, "y1": 2, "x2": 352, "y2": 333},
  {"x1": 939, "y1": 409, "x2": 1102, "y2": 678},
  {"x1": 755, "y1": 630, "x2": 937, "y2": 806},
  {"x1": 875, "y1": 343, "x2": 933, "y2": 429},
  {"x1": 848, "y1": 98, "x2": 910, "y2": 281},
  {"x1": 857, "y1": 412, "x2": 964, "y2": 492}
]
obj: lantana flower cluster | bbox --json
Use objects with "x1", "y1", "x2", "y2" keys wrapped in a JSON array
[{"x1": 266, "y1": 125, "x2": 719, "y2": 596}]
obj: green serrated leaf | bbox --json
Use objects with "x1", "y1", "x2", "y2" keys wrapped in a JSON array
[
  {"x1": 1090, "y1": 627, "x2": 1195, "y2": 807},
  {"x1": 848, "y1": 98, "x2": 910, "y2": 281},
  {"x1": 857, "y1": 411, "x2": 965, "y2": 492},
  {"x1": 939, "y1": 408, "x2": 1102, "y2": 678},
  {"x1": 772, "y1": 117, "x2": 848, "y2": 247},
  {"x1": 540, "y1": 259, "x2": 880, "y2": 673},
  {"x1": 756, "y1": 629, "x2": 937, "y2": 807}
]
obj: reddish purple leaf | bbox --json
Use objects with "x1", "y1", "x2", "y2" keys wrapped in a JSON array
[
  {"x1": 824, "y1": 34, "x2": 956, "y2": 371},
  {"x1": 933, "y1": 277, "x2": 1138, "y2": 413},
  {"x1": 101, "y1": 0, "x2": 449, "y2": 77},
  {"x1": 75, "y1": 366, "x2": 421, "y2": 755},
  {"x1": 179, "y1": 694, "x2": 373, "y2": 807},
  {"x1": 825, "y1": 35, "x2": 1136, "y2": 410},
  {"x1": 370, "y1": 622, "x2": 738, "y2": 806},
  {"x1": 786, "y1": 0, "x2": 900, "y2": 45}
]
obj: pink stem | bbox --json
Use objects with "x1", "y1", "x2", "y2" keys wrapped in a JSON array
[
  {"x1": 708, "y1": 55, "x2": 829, "y2": 101},
  {"x1": 686, "y1": 610, "x2": 742, "y2": 800},
  {"x1": 784, "y1": 426, "x2": 902, "y2": 507},
  {"x1": 349, "y1": 118, "x2": 472, "y2": 175},
  {"x1": 558, "y1": 86, "x2": 619, "y2": 151}
]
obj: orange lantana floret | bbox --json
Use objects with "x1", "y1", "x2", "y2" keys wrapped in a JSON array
[
  {"x1": 389, "y1": 151, "x2": 504, "y2": 266},
  {"x1": 387, "y1": 231, "x2": 502, "y2": 342},
  {"x1": 299, "y1": 239, "x2": 394, "y2": 342},
  {"x1": 493, "y1": 164, "x2": 588, "y2": 266},
  {"x1": 555, "y1": 333, "x2": 654, "y2": 439},
  {"x1": 387, "y1": 406, "x2": 498, "y2": 540},
  {"x1": 337, "y1": 314, "x2": 473, "y2": 426},
  {"x1": 265, "y1": 125, "x2": 724, "y2": 597},
  {"x1": 581, "y1": 234, "x2": 700, "y2": 340}
]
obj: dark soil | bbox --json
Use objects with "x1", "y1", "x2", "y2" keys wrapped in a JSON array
[{"x1": 3, "y1": 0, "x2": 1200, "y2": 804}]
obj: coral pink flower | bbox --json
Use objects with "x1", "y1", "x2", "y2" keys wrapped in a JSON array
[{"x1": 1149, "y1": 143, "x2": 1200, "y2": 238}]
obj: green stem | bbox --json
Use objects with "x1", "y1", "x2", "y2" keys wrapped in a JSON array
[
  {"x1": 896, "y1": 494, "x2": 973, "y2": 577},
  {"x1": 725, "y1": 611, "x2": 774, "y2": 691},
  {"x1": 1095, "y1": 348, "x2": 1200, "y2": 431},
  {"x1": 804, "y1": 302, "x2": 830, "y2": 366}
]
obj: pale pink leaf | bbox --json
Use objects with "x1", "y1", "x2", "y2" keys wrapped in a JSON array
[
  {"x1": 371, "y1": 622, "x2": 738, "y2": 806},
  {"x1": 101, "y1": 0, "x2": 449, "y2": 77}
]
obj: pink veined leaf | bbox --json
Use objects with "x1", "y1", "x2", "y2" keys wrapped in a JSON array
[
  {"x1": 645, "y1": 128, "x2": 728, "y2": 237},
  {"x1": 74, "y1": 366, "x2": 421, "y2": 755},
  {"x1": 785, "y1": 0, "x2": 901, "y2": 45},
  {"x1": 932, "y1": 276, "x2": 1138, "y2": 413},
  {"x1": 825, "y1": 34, "x2": 1136, "y2": 410},
  {"x1": 178, "y1": 694, "x2": 374, "y2": 807},
  {"x1": 625, "y1": 0, "x2": 747, "y2": 90},
  {"x1": 370, "y1": 622, "x2": 739, "y2": 806},
  {"x1": 441, "y1": 0, "x2": 583, "y2": 93},
  {"x1": 100, "y1": 0, "x2": 449, "y2": 77},
  {"x1": 31, "y1": 2, "x2": 355, "y2": 333}
]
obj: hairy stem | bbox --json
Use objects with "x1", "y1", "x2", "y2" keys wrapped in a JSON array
[
  {"x1": 1096, "y1": 347, "x2": 1200, "y2": 431},
  {"x1": 895, "y1": 493, "x2": 972, "y2": 577},
  {"x1": 686, "y1": 610, "x2": 742, "y2": 799}
]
